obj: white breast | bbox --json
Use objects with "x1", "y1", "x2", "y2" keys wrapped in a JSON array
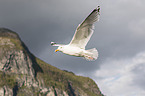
[{"x1": 62, "y1": 45, "x2": 84, "y2": 56}]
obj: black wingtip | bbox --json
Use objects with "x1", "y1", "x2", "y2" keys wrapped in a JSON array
[
  {"x1": 51, "y1": 42, "x2": 56, "y2": 46},
  {"x1": 93, "y1": 6, "x2": 100, "y2": 13},
  {"x1": 97, "y1": 6, "x2": 100, "y2": 12}
]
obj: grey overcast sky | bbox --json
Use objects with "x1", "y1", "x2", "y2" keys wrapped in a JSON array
[{"x1": 0, "y1": 0, "x2": 145, "y2": 96}]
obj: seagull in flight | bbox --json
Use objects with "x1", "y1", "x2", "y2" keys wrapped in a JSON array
[{"x1": 51, "y1": 6, "x2": 100, "y2": 61}]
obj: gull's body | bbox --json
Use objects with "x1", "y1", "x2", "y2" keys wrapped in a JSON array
[{"x1": 51, "y1": 6, "x2": 100, "y2": 61}]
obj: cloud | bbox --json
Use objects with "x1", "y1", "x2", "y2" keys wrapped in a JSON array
[{"x1": 94, "y1": 52, "x2": 145, "y2": 96}]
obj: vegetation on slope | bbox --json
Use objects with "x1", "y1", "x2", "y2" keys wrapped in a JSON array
[
  {"x1": 36, "y1": 58, "x2": 102, "y2": 96},
  {"x1": 0, "y1": 71, "x2": 16, "y2": 88},
  {"x1": 0, "y1": 28, "x2": 103, "y2": 96}
]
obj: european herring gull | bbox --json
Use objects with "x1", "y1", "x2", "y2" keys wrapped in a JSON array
[{"x1": 51, "y1": 6, "x2": 100, "y2": 61}]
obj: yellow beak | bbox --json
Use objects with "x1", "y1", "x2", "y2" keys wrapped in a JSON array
[{"x1": 55, "y1": 49, "x2": 59, "y2": 52}]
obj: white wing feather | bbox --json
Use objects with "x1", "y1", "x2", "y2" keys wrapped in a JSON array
[{"x1": 69, "y1": 6, "x2": 100, "y2": 49}]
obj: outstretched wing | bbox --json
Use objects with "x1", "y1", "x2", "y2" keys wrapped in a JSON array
[{"x1": 69, "y1": 6, "x2": 100, "y2": 49}]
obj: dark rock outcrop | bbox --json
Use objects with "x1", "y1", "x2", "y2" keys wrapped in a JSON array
[{"x1": 0, "y1": 28, "x2": 103, "y2": 96}]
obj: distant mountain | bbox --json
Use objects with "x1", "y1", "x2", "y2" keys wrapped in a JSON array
[{"x1": 0, "y1": 28, "x2": 103, "y2": 96}]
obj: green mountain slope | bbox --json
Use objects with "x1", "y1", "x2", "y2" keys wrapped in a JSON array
[{"x1": 0, "y1": 28, "x2": 103, "y2": 96}]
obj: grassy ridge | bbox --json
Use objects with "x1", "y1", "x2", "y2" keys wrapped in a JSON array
[
  {"x1": 36, "y1": 58, "x2": 102, "y2": 96},
  {"x1": 0, "y1": 29, "x2": 103, "y2": 95}
]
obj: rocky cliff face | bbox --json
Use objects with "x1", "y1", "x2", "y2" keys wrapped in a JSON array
[{"x1": 0, "y1": 28, "x2": 103, "y2": 96}]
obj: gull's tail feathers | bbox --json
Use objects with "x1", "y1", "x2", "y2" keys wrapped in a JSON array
[{"x1": 84, "y1": 48, "x2": 98, "y2": 61}]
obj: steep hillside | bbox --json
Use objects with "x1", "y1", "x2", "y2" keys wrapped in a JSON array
[{"x1": 0, "y1": 28, "x2": 103, "y2": 96}]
